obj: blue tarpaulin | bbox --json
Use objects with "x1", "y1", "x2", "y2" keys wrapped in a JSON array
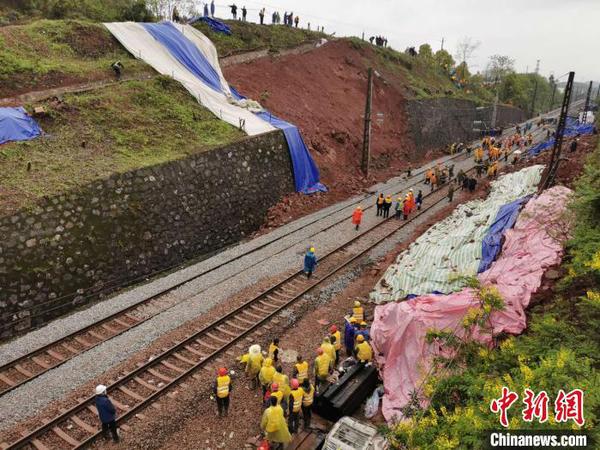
[
  {"x1": 478, "y1": 196, "x2": 529, "y2": 273},
  {"x1": 142, "y1": 22, "x2": 224, "y2": 93},
  {"x1": 0, "y1": 107, "x2": 42, "y2": 145},
  {"x1": 529, "y1": 117, "x2": 594, "y2": 157},
  {"x1": 257, "y1": 111, "x2": 327, "y2": 194},
  {"x1": 189, "y1": 16, "x2": 232, "y2": 35}
]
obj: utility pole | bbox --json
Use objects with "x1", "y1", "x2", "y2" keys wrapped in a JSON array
[
  {"x1": 549, "y1": 80, "x2": 557, "y2": 111},
  {"x1": 440, "y1": 37, "x2": 444, "y2": 51},
  {"x1": 530, "y1": 77, "x2": 538, "y2": 117},
  {"x1": 491, "y1": 77, "x2": 499, "y2": 128},
  {"x1": 541, "y1": 71, "x2": 574, "y2": 191},
  {"x1": 362, "y1": 67, "x2": 373, "y2": 177},
  {"x1": 582, "y1": 80, "x2": 593, "y2": 124}
]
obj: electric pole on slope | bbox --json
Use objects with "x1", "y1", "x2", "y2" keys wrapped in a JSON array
[
  {"x1": 549, "y1": 78, "x2": 557, "y2": 111},
  {"x1": 529, "y1": 60, "x2": 540, "y2": 117},
  {"x1": 362, "y1": 67, "x2": 373, "y2": 177},
  {"x1": 541, "y1": 71, "x2": 574, "y2": 192},
  {"x1": 581, "y1": 80, "x2": 593, "y2": 124}
]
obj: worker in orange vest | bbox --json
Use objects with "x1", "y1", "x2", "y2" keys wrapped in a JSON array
[{"x1": 351, "y1": 206, "x2": 363, "y2": 230}]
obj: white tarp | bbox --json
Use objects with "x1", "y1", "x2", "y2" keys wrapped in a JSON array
[
  {"x1": 104, "y1": 22, "x2": 274, "y2": 136},
  {"x1": 370, "y1": 165, "x2": 544, "y2": 302}
]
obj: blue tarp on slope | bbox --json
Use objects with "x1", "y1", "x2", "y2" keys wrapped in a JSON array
[
  {"x1": 188, "y1": 16, "x2": 232, "y2": 35},
  {"x1": 0, "y1": 107, "x2": 42, "y2": 145},
  {"x1": 142, "y1": 22, "x2": 224, "y2": 93},
  {"x1": 477, "y1": 196, "x2": 529, "y2": 273},
  {"x1": 529, "y1": 117, "x2": 594, "y2": 157},
  {"x1": 257, "y1": 111, "x2": 327, "y2": 194}
]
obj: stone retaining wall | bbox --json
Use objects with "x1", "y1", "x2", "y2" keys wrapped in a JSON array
[{"x1": 0, "y1": 131, "x2": 294, "y2": 338}]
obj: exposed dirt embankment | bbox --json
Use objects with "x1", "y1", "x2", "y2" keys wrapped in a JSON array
[{"x1": 224, "y1": 40, "x2": 430, "y2": 194}]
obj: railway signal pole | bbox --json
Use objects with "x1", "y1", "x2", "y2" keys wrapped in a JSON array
[
  {"x1": 362, "y1": 67, "x2": 373, "y2": 176},
  {"x1": 581, "y1": 81, "x2": 593, "y2": 124}
]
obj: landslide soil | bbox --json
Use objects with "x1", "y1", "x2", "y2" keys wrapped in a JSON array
[{"x1": 224, "y1": 40, "x2": 437, "y2": 230}]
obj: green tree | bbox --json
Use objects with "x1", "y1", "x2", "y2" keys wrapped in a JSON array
[{"x1": 418, "y1": 43, "x2": 433, "y2": 59}]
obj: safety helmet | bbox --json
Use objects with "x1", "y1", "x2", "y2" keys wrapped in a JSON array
[
  {"x1": 360, "y1": 321, "x2": 367, "y2": 327},
  {"x1": 271, "y1": 382, "x2": 279, "y2": 391},
  {"x1": 323, "y1": 336, "x2": 330, "y2": 343},
  {"x1": 317, "y1": 348, "x2": 324, "y2": 355},
  {"x1": 330, "y1": 325, "x2": 337, "y2": 333},
  {"x1": 249, "y1": 344, "x2": 261, "y2": 355},
  {"x1": 356, "y1": 206, "x2": 362, "y2": 210},
  {"x1": 354, "y1": 300, "x2": 361, "y2": 307},
  {"x1": 349, "y1": 317, "x2": 357, "y2": 324},
  {"x1": 356, "y1": 335, "x2": 365, "y2": 342},
  {"x1": 410, "y1": 189, "x2": 413, "y2": 192},
  {"x1": 309, "y1": 247, "x2": 315, "y2": 253},
  {"x1": 218, "y1": 367, "x2": 228, "y2": 377},
  {"x1": 291, "y1": 378, "x2": 300, "y2": 389},
  {"x1": 397, "y1": 197, "x2": 402, "y2": 201},
  {"x1": 95, "y1": 384, "x2": 107, "y2": 395}
]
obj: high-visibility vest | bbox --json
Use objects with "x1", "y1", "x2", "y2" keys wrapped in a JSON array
[
  {"x1": 331, "y1": 331, "x2": 342, "y2": 350},
  {"x1": 302, "y1": 384, "x2": 315, "y2": 407},
  {"x1": 268, "y1": 343, "x2": 279, "y2": 359},
  {"x1": 216, "y1": 375, "x2": 231, "y2": 398},
  {"x1": 315, "y1": 354, "x2": 331, "y2": 378},
  {"x1": 272, "y1": 372, "x2": 290, "y2": 399},
  {"x1": 263, "y1": 406, "x2": 284, "y2": 433},
  {"x1": 290, "y1": 388, "x2": 304, "y2": 412},
  {"x1": 355, "y1": 342, "x2": 373, "y2": 362},
  {"x1": 352, "y1": 306, "x2": 364, "y2": 322},
  {"x1": 247, "y1": 353, "x2": 263, "y2": 374},
  {"x1": 295, "y1": 362, "x2": 309, "y2": 383},
  {"x1": 270, "y1": 390, "x2": 283, "y2": 405},
  {"x1": 377, "y1": 197, "x2": 384, "y2": 205},
  {"x1": 321, "y1": 342, "x2": 335, "y2": 363},
  {"x1": 259, "y1": 365, "x2": 276, "y2": 386}
]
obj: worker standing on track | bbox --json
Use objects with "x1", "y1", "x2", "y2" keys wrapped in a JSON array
[
  {"x1": 416, "y1": 190, "x2": 423, "y2": 210},
  {"x1": 261, "y1": 396, "x2": 292, "y2": 450},
  {"x1": 394, "y1": 196, "x2": 403, "y2": 219},
  {"x1": 95, "y1": 385, "x2": 120, "y2": 443},
  {"x1": 259, "y1": 358, "x2": 276, "y2": 398},
  {"x1": 383, "y1": 195, "x2": 392, "y2": 218},
  {"x1": 376, "y1": 193, "x2": 384, "y2": 216},
  {"x1": 213, "y1": 367, "x2": 232, "y2": 417},
  {"x1": 288, "y1": 379, "x2": 304, "y2": 433},
  {"x1": 268, "y1": 338, "x2": 280, "y2": 364},
  {"x1": 314, "y1": 348, "x2": 332, "y2": 392},
  {"x1": 292, "y1": 355, "x2": 309, "y2": 385},
  {"x1": 330, "y1": 325, "x2": 342, "y2": 364},
  {"x1": 430, "y1": 172, "x2": 437, "y2": 192},
  {"x1": 425, "y1": 168, "x2": 433, "y2": 184},
  {"x1": 403, "y1": 195, "x2": 411, "y2": 220},
  {"x1": 301, "y1": 379, "x2": 315, "y2": 429},
  {"x1": 352, "y1": 300, "x2": 365, "y2": 322},
  {"x1": 448, "y1": 184, "x2": 455, "y2": 202},
  {"x1": 354, "y1": 335, "x2": 373, "y2": 364},
  {"x1": 351, "y1": 206, "x2": 363, "y2": 230},
  {"x1": 246, "y1": 344, "x2": 263, "y2": 389},
  {"x1": 303, "y1": 247, "x2": 317, "y2": 279},
  {"x1": 344, "y1": 317, "x2": 358, "y2": 356}
]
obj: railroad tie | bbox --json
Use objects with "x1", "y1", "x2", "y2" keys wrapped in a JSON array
[
  {"x1": 134, "y1": 376, "x2": 160, "y2": 391},
  {"x1": 48, "y1": 348, "x2": 68, "y2": 360},
  {"x1": 118, "y1": 385, "x2": 145, "y2": 402},
  {"x1": 14, "y1": 364, "x2": 33, "y2": 377},
  {"x1": 147, "y1": 367, "x2": 173, "y2": 383},
  {"x1": 160, "y1": 360, "x2": 186, "y2": 373},
  {"x1": 205, "y1": 332, "x2": 230, "y2": 344},
  {"x1": 172, "y1": 352, "x2": 197, "y2": 366},
  {"x1": 52, "y1": 426, "x2": 79, "y2": 446},
  {"x1": 31, "y1": 356, "x2": 51, "y2": 369},
  {"x1": 0, "y1": 373, "x2": 16, "y2": 387},
  {"x1": 70, "y1": 415, "x2": 97, "y2": 434}
]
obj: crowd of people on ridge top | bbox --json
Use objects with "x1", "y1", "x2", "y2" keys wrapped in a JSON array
[{"x1": 226, "y1": 3, "x2": 326, "y2": 31}]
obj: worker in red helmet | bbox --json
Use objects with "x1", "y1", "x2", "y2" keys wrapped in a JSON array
[
  {"x1": 212, "y1": 367, "x2": 232, "y2": 417},
  {"x1": 288, "y1": 378, "x2": 305, "y2": 433},
  {"x1": 270, "y1": 382, "x2": 284, "y2": 406},
  {"x1": 330, "y1": 325, "x2": 342, "y2": 365},
  {"x1": 314, "y1": 347, "x2": 331, "y2": 393}
]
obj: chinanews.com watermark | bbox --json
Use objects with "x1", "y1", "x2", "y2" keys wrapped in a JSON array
[{"x1": 483, "y1": 387, "x2": 595, "y2": 448}]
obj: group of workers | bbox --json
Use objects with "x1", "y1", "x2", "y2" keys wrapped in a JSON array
[
  {"x1": 424, "y1": 163, "x2": 454, "y2": 191},
  {"x1": 374, "y1": 189, "x2": 423, "y2": 220}
]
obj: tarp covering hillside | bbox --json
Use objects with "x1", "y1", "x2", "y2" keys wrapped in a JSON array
[
  {"x1": 105, "y1": 21, "x2": 326, "y2": 194},
  {"x1": 370, "y1": 186, "x2": 572, "y2": 422},
  {"x1": 0, "y1": 107, "x2": 42, "y2": 145},
  {"x1": 370, "y1": 166, "x2": 544, "y2": 302}
]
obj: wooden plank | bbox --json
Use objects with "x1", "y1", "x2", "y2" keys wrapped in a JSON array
[
  {"x1": 147, "y1": 368, "x2": 173, "y2": 383},
  {"x1": 52, "y1": 426, "x2": 79, "y2": 446},
  {"x1": 205, "y1": 332, "x2": 229, "y2": 344},
  {"x1": 134, "y1": 376, "x2": 159, "y2": 391},
  {"x1": 31, "y1": 439, "x2": 50, "y2": 450},
  {"x1": 87, "y1": 330, "x2": 106, "y2": 341},
  {"x1": 215, "y1": 325, "x2": 238, "y2": 338},
  {"x1": 71, "y1": 415, "x2": 97, "y2": 434},
  {"x1": 161, "y1": 360, "x2": 185, "y2": 373},
  {"x1": 73, "y1": 335, "x2": 93, "y2": 347},
  {"x1": 196, "y1": 339, "x2": 218, "y2": 351},
  {"x1": 59, "y1": 343, "x2": 78, "y2": 355},
  {"x1": 47, "y1": 349, "x2": 67, "y2": 360},
  {"x1": 31, "y1": 356, "x2": 51, "y2": 369},
  {"x1": 224, "y1": 320, "x2": 247, "y2": 331},
  {"x1": 172, "y1": 352, "x2": 196, "y2": 366},
  {"x1": 100, "y1": 323, "x2": 118, "y2": 334},
  {"x1": 184, "y1": 345, "x2": 206, "y2": 357},
  {"x1": 0, "y1": 372, "x2": 16, "y2": 387},
  {"x1": 112, "y1": 318, "x2": 131, "y2": 328},
  {"x1": 14, "y1": 364, "x2": 33, "y2": 377},
  {"x1": 118, "y1": 385, "x2": 145, "y2": 402},
  {"x1": 240, "y1": 309, "x2": 262, "y2": 320},
  {"x1": 232, "y1": 315, "x2": 254, "y2": 326}
]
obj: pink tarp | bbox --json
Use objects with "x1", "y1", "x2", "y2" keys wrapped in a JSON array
[{"x1": 371, "y1": 186, "x2": 572, "y2": 422}]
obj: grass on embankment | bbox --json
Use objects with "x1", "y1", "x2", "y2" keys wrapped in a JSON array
[
  {"x1": 193, "y1": 20, "x2": 327, "y2": 57},
  {"x1": 0, "y1": 19, "x2": 152, "y2": 98},
  {"x1": 0, "y1": 76, "x2": 244, "y2": 215}
]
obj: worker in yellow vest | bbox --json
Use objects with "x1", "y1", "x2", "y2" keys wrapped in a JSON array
[
  {"x1": 261, "y1": 396, "x2": 292, "y2": 449},
  {"x1": 212, "y1": 367, "x2": 232, "y2": 417},
  {"x1": 268, "y1": 338, "x2": 280, "y2": 364},
  {"x1": 352, "y1": 300, "x2": 365, "y2": 322},
  {"x1": 292, "y1": 355, "x2": 309, "y2": 385},
  {"x1": 246, "y1": 344, "x2": 264, "y2": 389},
  {"x1": 269, "y1": 382, "x2": 284, "y2": 406},
  {"x1": 314, "y1": 347, "x2": 332, "y2": 392},
  {"x1": 330, "y1": 325, "x2": 342, "y2": 364},
  {"x1": 354, "y1": 334, "x2": 373, "y2": 364},
  {"x1": 301, "y1": 379, "x2": 315, "y2": 429},
  {"x1": 288, "y1": 378, "x2": 304, "y2": 433},
  {"x1": 259, "y1": 358, "x2": 276, "y2": 397},
  {"x1": 272, "y1": 365, "x2": 290, "y2": 412},
  {"x1": 320, "y1": 336, "x2": 336, "y2": 366}
]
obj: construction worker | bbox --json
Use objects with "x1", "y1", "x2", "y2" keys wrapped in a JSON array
[
  {"x1": 314, "y1": 348, "x2": 331, "y2": 392},
  {"x1": 330, "y1": 325, "x2": 342, "y2": 364},
  {"x1": 354, "y1": 335, "x2": 373, "y2": 364},
  {"x1": 270, "y1": 382, "x2": 284, "y2": 406},
  {"x1": 320, "y1": 336, "x2": 336, "y2": 365},
  {"x1": 213, "y1": 367, "x2": 232, "y2": 417},
  {"x1": 416, "y1": 190, "x2": 423, "y2": 210},
  {"x1": 288, "y1": 379, "x2": 304, "y2": 433},
  {"x1": 430, "y1": 172, "x2": 437, "y2": 192},
  {"x1": 355, "y1": 321, "x2": 370, "y2": 342},
  {"x1": 94, "y1": 385, "x2": 119, "y2": 443},
  {"x1": 110, "y1": 61, "x2": 123, "y2": 81},
  {"x1": 383, "y1": 195, "x2": 393, "y2": 218},
  {"x1": 352, "y1": 300, "x2": 365, "y2": 322},
  {"x1": 261, "y1": 396, "x2": 292, "y2": 450},
  {"x1": 376, "y1": 193, "x2": 384, "y2": 216},
  {"x1": 304, "y1": 247, "x2": 317, "y2": 279},
  {"x1": 448, "y1": 184, "x2": 455, "y2": 202},
  {"x1": 268, "y1": 338, "x2": 280, "y2": 363},
  {"x1": 351, "y1": 206, "x2": 363, "y2": 230},
  {"x1": 272, "y1": 366, "x2": 291, "y2": 411},
  {"x1": 425, "y1": 168, "x2": 433, "y2": 184},
  {"x1": 344, "y1": 317, "x2": 357, "y2": 356},
  {"x1": 407, "y1": 189, "x2": 415, "y2": 212},
  {"x1": 394, "y1": 196, "x2": 403, "y2": 219},
  {"x1": 403, "y1": 195, "x2": 411, "y2": 220},
  {"x1": 301, "y1": 379, "x2": 315, "y2": 429},
  {"x1": 259, "y1": 358, "x2": 276, "y2": 397},
  {"x1": 246, "y1": 344, "x2": 263, "y2": 389},
  {"x1": 292, "y1": 355, "x2": 309, "y2": 385}
]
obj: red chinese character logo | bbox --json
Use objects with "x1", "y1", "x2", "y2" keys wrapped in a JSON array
[
  {"x1": 522, "y1": 389, "x2": 549, "y2": 423},
  {"x1": 490, "y1": 387, "x2": 519, "y2": 427},
  {"x1": 554, "y1": 389, "x2": 585, "y2": 426}
]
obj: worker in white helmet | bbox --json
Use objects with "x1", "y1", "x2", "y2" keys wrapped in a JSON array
[{"x1": 94, "y1": 385, "x2": 119, "y2": 442}]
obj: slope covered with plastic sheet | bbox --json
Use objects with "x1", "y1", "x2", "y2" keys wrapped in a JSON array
[
  {"x1": 370, "y1": 166, "x2": 544, "y2": 302},
  {"x1": 0, "y1": 107, "x2": 42, "y2": 145},
  {"x1": 104, "y1": 22, "x2": 274, "y2": 136},
  {"x1": 370, "y1": 186, "x2": 572, "y2": 422}
]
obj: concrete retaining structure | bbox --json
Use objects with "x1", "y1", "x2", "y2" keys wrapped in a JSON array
[{"x1": 0, "y1": 131, "x2": 294, "y2": 338}]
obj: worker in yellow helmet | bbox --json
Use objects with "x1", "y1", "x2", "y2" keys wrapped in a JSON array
[
  {"x1": 320, "y1": 336, "x2": 336, "y2": 366},
  {"x1": 330, "y1": 325, "x2": 341, "y2": 364},
  {"x1": 301, "y1": 379, "x2": 315, "y2": 429},
  {"x1": 261, "y1": 396, "x2": 292, "y2": 448},
  {"x1": 314, "y1": 347, "x2": 332, "y2": 392},
  {"x1": 212, "y1": 367, "x2": 232, "y2": 417},
  {"x1": 354, "y1": 334, "x2": 373, "y2": 364},
  {"x1": 272, "y1": 365, "x2": 290, "y2": 412},
  {"x1": 259, "y1": 358, "x2": 276, "y2": 397},
  {"x1": 304, "y1": 247, "x2": 317, "y2": 279},
  {"x1": 288, "y1": 378, "x2": 304, "y2": 433},
  {"x1": 268, "y1": 338, "x2": 280, "y2": 364},
  {"x1": 352, "y1": 300, "x2": 365, "y2": 322},
  {"x1": 246, "y1": 344, "x2": 264, "y2": 389},
  {"x1": 292, "y1": 355, "x2": 309, "y2": 385}
]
